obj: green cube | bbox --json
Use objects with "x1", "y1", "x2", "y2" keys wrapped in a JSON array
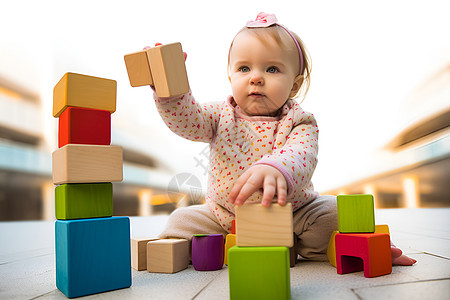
[
  {"x1": 337, "y1": 194, "x2": 375, "y2": 233},
  {"x1": 55, "y1": 183, "x2": 113, "y2": 220},
  {"x1": 228, "y1": 246, "x2": 290, "y2": 300}
]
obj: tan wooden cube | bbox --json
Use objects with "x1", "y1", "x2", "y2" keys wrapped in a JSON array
[
  {"x1": 147, "y1": 239, "x2": 189, "y2": 273},
  {"x1": 124, "y1": 50, "x2": 153, "y2": 87},
  {"x1": 146, "y1": 42, "x2": 190, "y2": 98},
  {"x1": 52, "y1": 144, "x2": 123, "y2": 185},
  {"x1": 236, "y1": 203, "x2": 293, "y2": 247},
  {"x1": 53, "y1": 72, "x2": 117, "y2": 117},
  {"x1": 131, "y1": 237, "x2": 159, "y2": 271}
]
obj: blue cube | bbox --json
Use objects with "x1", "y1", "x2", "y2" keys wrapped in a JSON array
[{"x1": 55, "y1": 217, "x2": 131, "y2": 298}]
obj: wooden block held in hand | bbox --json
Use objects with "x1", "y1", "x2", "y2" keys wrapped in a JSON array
[
  {"x1": 131, "y1": 237, "x2": 159, "y2": 271},
  {"x1": 52, "y1": 144, "x2": 123, "y2": 185},
  {"x1": 236, "y1": 203, "x2": 293, "y2": 247},
  {"x1": 58, "y1": 107, "x2": 111, "y2": 148},
  {"x1": 124, "y1": 50, "x2": 153, "y2": 87},
  {"x1": 146, "y1": 42, "x2": 189, "y2": 98},
  {"x1": 147, "y1": 239, "x2": 189, "y2": 273},
  {"x1": 53, "y1": 72, "x2": 117, "y2": 117}
]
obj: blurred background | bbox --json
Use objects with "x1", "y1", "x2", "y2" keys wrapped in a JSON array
[{"x1": 0, "y1": 0, "x2": 449, "y2": 221}]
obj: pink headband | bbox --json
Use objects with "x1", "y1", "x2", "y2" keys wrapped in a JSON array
[{"x1": 245, "y1": 12, "x2": 304, "y2": 75}]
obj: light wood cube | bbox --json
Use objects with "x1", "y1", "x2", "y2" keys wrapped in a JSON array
[
  {"x1": 147, "y1": 239, "x2": 189, "y2": 273},
  {"x1": 52, "y1": 144, "x2": 123, "y2": 185},
  {"x1": 236, "y1": 203, "x2": 293, "y2": 247},
  {"x1": 53, "y1": 72, "x2": 116, "y2": 117},
  {"x1": 146, "y1": 42, "x2": 189, "y2": 98},
  {"x1": 124, "y1": 50, "x2": 153, "y2": 87},
  {"x1": 131, "y1": 237, "x2": 159, "y2": 271}
]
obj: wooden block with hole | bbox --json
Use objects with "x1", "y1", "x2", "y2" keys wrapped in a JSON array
[
  {"x1": 131, "y1": 237, "x2": 159, "y2": 271},
  {"x1": 146, "y1": 42, "x2": 190, "y2": 98},
  {"x1": 146, "y1": 239, "x2": 189, "y2": 273},
  {"x1": 124, "y1": 50, "x2": 153, "y2": 87},
  {"x1": 58, "y1": 107, "x2": 111, "y2": 148},
  {"x1": 52, "y1": 144, "x2": 123, "y2": 185},
  {"x1": 335, "y1": 232, "x2": 392, "y2": 278},
  {"x1": 236, "y1": 203, "x2": 293, "y2": 247},
  {"x1": 53, "y1": 72, "x2": 117, "y2": 117},
  {"x1": 327, "y1": 224, "x2": 391, "y2": 268}
]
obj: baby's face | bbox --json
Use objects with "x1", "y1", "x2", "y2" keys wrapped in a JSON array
[{"x1": 229, "y1": 30, "x2": 300, "y2": 117}]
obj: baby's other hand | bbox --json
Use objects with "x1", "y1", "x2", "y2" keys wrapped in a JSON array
[{"x1": 229, "y1": 165, "x2": 287, "y2": 207}]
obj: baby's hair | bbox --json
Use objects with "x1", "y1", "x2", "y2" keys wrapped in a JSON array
[{"x1": 228, "y1": 25, "x2": 312, "y2": 101}]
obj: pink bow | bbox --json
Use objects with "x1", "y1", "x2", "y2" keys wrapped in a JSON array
[{"x1": 246, "y1": 12, "x2": 278, "y2": 28}]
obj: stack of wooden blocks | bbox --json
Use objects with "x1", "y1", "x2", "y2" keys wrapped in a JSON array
[
  {"x1": 228, "y1": 203, "x2": 293, "y2": 300},
  {"x1": 52, "y1": 72, "x2": 131, "y2": 298},
  {"x1": 327, "y1": 194, "x2": 392, "y2": 278}
]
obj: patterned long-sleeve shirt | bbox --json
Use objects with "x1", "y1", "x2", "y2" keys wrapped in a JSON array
[{"x1": 155, "y1": 91, "x2": 319, "y2": 232}]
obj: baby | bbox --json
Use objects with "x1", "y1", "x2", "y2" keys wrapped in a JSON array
[{"x1": 150, "y1": 13, "x2": 415, "y2": 266}]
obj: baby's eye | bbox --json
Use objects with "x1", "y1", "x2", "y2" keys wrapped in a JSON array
[
  {"x1": 239, "y1": 66, "x2": 250, "y2": 73},
  {"x1": 267, "y1": 66, "x2": 279, "y2": 73}
]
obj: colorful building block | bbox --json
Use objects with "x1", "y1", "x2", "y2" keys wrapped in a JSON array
[
  {"x1": 228, "y1": 246, "x2": 290, "y2": 300},
  {"x1": 192, "y1": 234, "x2": 224, "y2": 271},
  {"x1": 337, "y1": 194, "x2": 375, "y2": 233},
  {"x1": 224, "y1": 234, "x2": 236, "y2": 265},
  {"x1": 58, "y1": 107, "x2": 111, "y2": 148},
  {"x1": 335, "y1": 233, "x2": 392, "y2": 278},
  {"x1": 53, "y1": 72, "x2": 117, "y2": 117},
  {"x1": 55, "y1": 183, "x2": 113, "y2": 220},
  {"x1": 55, "y1": 217, "x2": 131, "y2": 298},
  {"x1": 52, "y1": 144, "x2": 123, "y2": 185},
  {"x1": 231, "y1": 219, "x2": 236, "y2": 234},
  {"x1": 147, "y1": 239, "x2": 189, "y2": 273},
  {"x1": 146, "y1": 42, "x2": 190, "y2": 98},
  {"x1": 236, "y1": 203, "x2": 293, "y2": 247},
  {"x1": 131, "y1": 237, "x2": 159, "y2": 271},
  {"x1": 124, "y1": 50, "x2": 153, "y2": 87},
  {"x1": 328, "y1": 224, "x2": 391, "y2": 267}
]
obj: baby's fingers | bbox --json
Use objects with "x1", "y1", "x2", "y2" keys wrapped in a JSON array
[{"x1": 276, "y1": 177, "x2": 287, "y2": 206}]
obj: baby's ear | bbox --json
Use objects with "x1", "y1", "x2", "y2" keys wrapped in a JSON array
[{"x1": 289, "y1": 75, "x2": 304, "y2": 98}]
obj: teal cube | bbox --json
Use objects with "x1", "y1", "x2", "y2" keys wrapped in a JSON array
[
  {"x1": 55, "y1": 217, "x2": 131, "y2": 298},
  {"x1": 337, "y1": 194, "x2": 375, "y2": 233},
  {"x1": 228, "y1": 246, "x2": 290, "y2": 300}
]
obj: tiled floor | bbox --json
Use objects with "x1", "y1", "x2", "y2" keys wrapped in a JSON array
[{"x1": 0, "y1": 209, "x2": 449, "y2": 299}]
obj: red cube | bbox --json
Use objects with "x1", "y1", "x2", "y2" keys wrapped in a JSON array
[{"x1": 58, "y1": 107, "x2": 111, "y2": 148}]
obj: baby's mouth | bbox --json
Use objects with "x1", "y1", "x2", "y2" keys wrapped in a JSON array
[{"x1": 249, "y1": 92, "x2": 265, "y2": 97}]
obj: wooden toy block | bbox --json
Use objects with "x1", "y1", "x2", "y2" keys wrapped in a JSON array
[
  {"x1": 58, "y1": 107, "x2": 111, "y2": 148},
  {"x1": 147, "y1": 239, "x2": 189, "y2": 273},
  {"x1": 228, "y1": 246, "x2": 290, "y2": 300},
  {"x1": 146, "y1": 42, "x2": 190, "y2": 98},
  {"x1": 328, "y1": 224, "x2": 391, "y2": 267},
  {"x1": 52, "y1": 144, "x2": 123, "y2": 185},
  {"x1": 55, "y1": 217, "x2": 131, "y2": 298},
  {"x1": 231, "y1": 219, "x2": 236, "y2": 234},
  {"x1": 235, "y1": 203, "x2": 293, "y2": 247},
  {"x1": 53, "y1": 72, "x2": 117, "y2": 117},
  {"x1": 337, "y1": 194, "x2": 375, "y2": 233},
  {"x1": 124, "y1": 50, "x2": 153, "y2": 87},
  {"x1": 224, "y1": 234, "x2": 236, "y2": 265},
  {"x1": 55, "y1": 183, "x2": 113, "y2": 220},
  {"x1": 192, "y1": 234, "x2": 224, "y2": 271},
  {"x1": 131, "y1": 237, "x2": 159, "y2": 271},
  {"x1": 335, "y1": 233, "x2": 392, "y2": 278}
]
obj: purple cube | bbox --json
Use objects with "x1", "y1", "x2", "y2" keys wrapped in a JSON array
[{"x1": 192, "y1": 234, "x2": 224, "y2": 271}]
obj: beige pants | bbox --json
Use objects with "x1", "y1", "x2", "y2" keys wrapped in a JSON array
[{"x1": 158, "y1": 195, "x2": 338, "y2": 261}]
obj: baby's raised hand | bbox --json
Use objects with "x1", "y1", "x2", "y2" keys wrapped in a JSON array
[{"x1": 229, "y1": 165, "x2": 287, "y2": 207}]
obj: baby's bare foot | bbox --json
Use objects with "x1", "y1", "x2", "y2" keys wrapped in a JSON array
[{"x1": 391, "y1": 246, "x2": 417, "y2": 266}]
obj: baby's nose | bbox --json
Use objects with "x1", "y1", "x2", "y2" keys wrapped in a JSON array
[{"x1": 250, "y1": 72, "x2": 264, "y2": 85}]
